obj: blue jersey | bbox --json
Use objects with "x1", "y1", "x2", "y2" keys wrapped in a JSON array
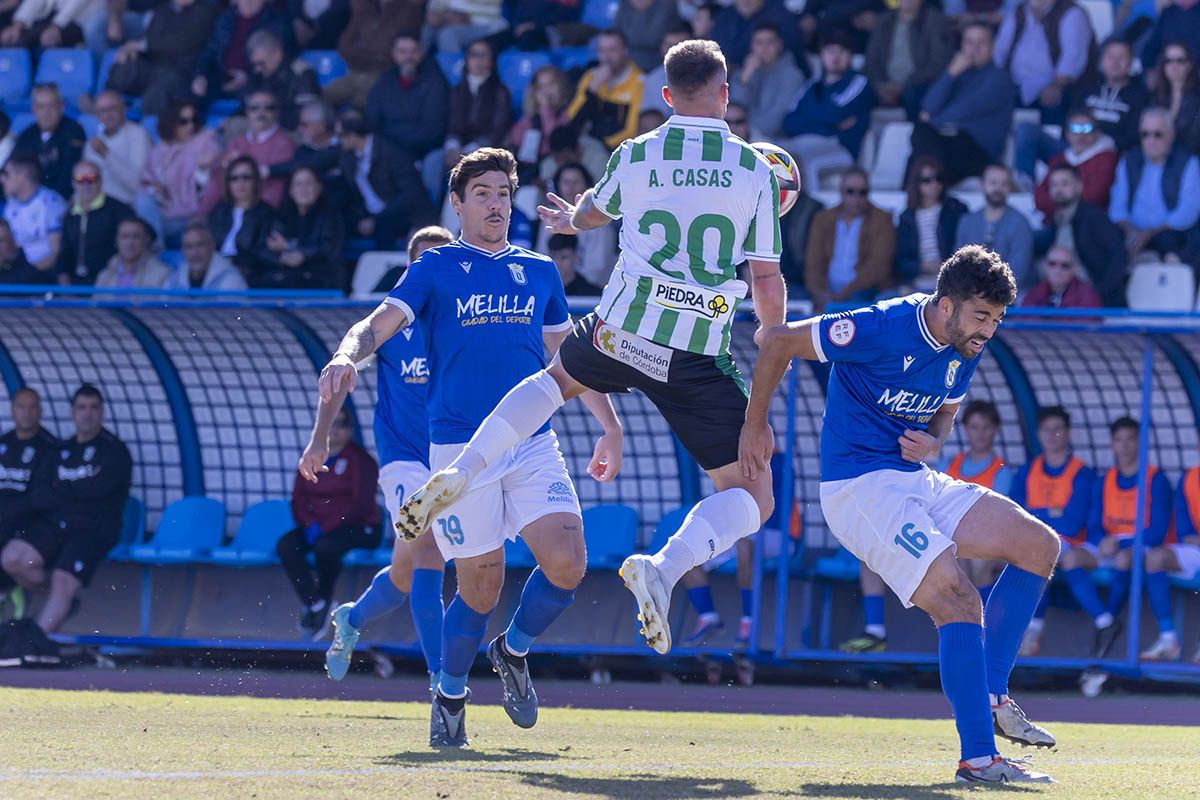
[
  {"x1": 374, "y1": 323, "x2": 431, "y2": 467},
  {"x1": 386, "y1": 239, "x2": 571, "y2": 444},
  {"x1": 815, "y1": 294, "x2": 981, "y2": 482}
]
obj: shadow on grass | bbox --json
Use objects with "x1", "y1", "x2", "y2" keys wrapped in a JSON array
[
  {"x1": 800, "y1": 783, "x2": 1044, "y2": 799},
  {"x1": 520, "y1": 772, "x2": 776, "y2": 799},
  {"x1": 376, "y1": 747, "x2": 563, "y2": 765}
]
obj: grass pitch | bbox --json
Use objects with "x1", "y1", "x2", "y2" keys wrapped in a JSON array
[{"x1": 0, "y1": 687, "x2": 1195, "y2": 799}]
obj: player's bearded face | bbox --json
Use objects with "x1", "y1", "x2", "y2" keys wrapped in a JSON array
[{"x1": 945, "y1": 300, "x2": 998, "y2": 359}]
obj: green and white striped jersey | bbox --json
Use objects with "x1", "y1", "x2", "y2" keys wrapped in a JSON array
[{"x1": 589, "y1": 113, "x2": 781, "y2": 357}]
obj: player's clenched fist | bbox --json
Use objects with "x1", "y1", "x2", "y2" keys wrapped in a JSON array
[
  {"x1": 587, "y1": 429, "x2": 624, "y2": 483},
  {"x1": 318, "y1": 355, "x2": 358, "y2": 402},
  {"x1": 898, "y1": 429, "x2": 940, "y2": 463},
  {"x1": 738, "y1": 419, "x2": 774, "y2": 480}
]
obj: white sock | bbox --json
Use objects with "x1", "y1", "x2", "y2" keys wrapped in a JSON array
[
  {"x1": 450, "y1": 370, "x2": 565, "y2": 480},
  {"x1": 1094, "y1": 612, "x2": 1114, "y2": 630},
  {"x1": 964, "y1": 754, "x2": 995, "y2": 769},
  {"x1": 1160, "y1": 630, "x2": 1179, "y2": 643},
  {"x1": 989, "y1": 693, "x2": 1009, "y2": 706},
  {"x1": 864, "y1": 624, "x2": 887, "y2": 640},
  {"x1": 651, "y1": 489, "x2": 760, "y2": 589}
]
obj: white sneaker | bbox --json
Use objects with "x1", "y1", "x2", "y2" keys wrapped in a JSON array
[
  {"x1": 619, "y1": 554, "x2": 673, "y2": 654},
  {"x1": 1139, "y1": 634, "x2": 1182, "y2": 661},
  {"x1": 1079, "y1": 669, "x2": 1108, "y2": 698},
  {"x1": 395, "y1": 468, "x2": 467, "y2": 541},
  {"x1": 992, "y1": 697, "x2": 1056, "y2": 747},
  {"x1": 956, "y1": 756, "x2": 1055, "y2": 784}
]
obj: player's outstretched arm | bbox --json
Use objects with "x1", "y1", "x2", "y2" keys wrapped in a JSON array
[
  {"x1": 748, "y1": 259, "x2": 786, "y2": 344},
  {"x1": 319, "y1": 302, "x2": 409, "y2": 402},
  {"x1": 298, "y1": 384, "x2": 351, "y2": 483},
  {"x1": 538, "y1": 189, "x2": 612, "y2": 235}
]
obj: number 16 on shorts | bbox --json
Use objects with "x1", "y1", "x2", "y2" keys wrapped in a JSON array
[{"x1": 895, "y1": 522, "x2": 929, "y2": 558}]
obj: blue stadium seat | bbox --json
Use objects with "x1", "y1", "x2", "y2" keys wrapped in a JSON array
[
  {"x1": 128, "y1": 496, "x2": 225, "y2": 564},
  {"x1": 647, "y1": 506, "x2": 689, "y2": 554},
  {"x1": 505, "y1": 536, "x2": 536, "y2": 569},
  {"x1": 813, "y1": 546, "x2": 860, "y2": 582},
  {"x1": 208, "y1": 499, "x2": 294, "y2": 565},
  {"x1": 141, "y1": 115, "x2": 159, "y2": 144},
  {"x1": 498, "y1": 49, "x2": 553, "y2": 112},
  {"x1": 159, "y1": 249, "x2": 183, "y2": 269},
  {"x1": 35, "y1": 49, "x2": 93, "y2": 104},
  {"x1": 436, "y1": 51, "x2": 465, "y2": 86},
  {"x1": 95, "y1": 47, "x2": 117, "y2": 93},
  {"x1": 0, "y1": 48, "x2": 31, "y2": 106},
  {"x1": 552, "y1": 45, "x2": 594, "y2": 73},
  {"x1": 8, "y1": 111, "x2": 35, "y2": 137},
  {"x1": 299, "y1": 50, "x2": 347, "y2": 87},
  {"x1": 581, "y1": 0, "x2": 618, "y2": 29},
  {"x1": 207, "y1": 98, "x2": 240, "y2": 117},
  {"x1": 109, "y1": 496, "x2": 146, "y2": 560},
  {"x1": 583, "y1": 504, "x2": 639, "y2": 570}
]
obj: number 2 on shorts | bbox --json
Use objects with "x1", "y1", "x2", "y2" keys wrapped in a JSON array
[
  {"x1": 894, "y1": 522, "x2": 929, "y2": 558},
  {"x1": 437, "y1": 515, "x2": 464, "y2": 546}
]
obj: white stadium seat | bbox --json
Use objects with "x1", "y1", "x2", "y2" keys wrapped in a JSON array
[
  {"x1": 1127, "y1": 261, "x2": 1197, "y2": 312},
  {"x1": 1080, "y1": 0, "x2": 1114, "y2": 41},
  {"x1": 351, "y1": 251, "x2": 407, "y2": 299},
  {"x1": 869, "y1": 121, "x2": 913, "y2": 191}
]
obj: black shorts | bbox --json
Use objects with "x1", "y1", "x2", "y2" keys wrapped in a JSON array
[
  {"x1": 558, "y1": 312, "x2": 749, "y2": 471},
  {"x1": 13, "y1": 517, "x2": 114, "y2": 586}
]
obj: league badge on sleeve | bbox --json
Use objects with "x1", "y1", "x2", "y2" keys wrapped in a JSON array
[{"x1": 829, "y1": 318, "x2": 856, "y2": 347}]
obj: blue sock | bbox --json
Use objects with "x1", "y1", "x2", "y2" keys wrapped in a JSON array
[
  {"x1": 1145, "y1": 571, "x2": 1175, "y2": 634},
  {"x1": 439, "y1": 593, "x2": 491, "y2": 697},
  {"x1": 1033, "y1": 588, "x2": 1049, "y2": 621},
  {"x1": 740, "y1": 588, "x2": 754, "y2": 619},
  {"x1": 410, "y1": 568, "x2": 445, "y2": 674},
  {"x1": 938, "y1": 622, "x2": 996, "y2": 762},
  {"x1": 983, "y1": 565, "x2": 1047, "y2": 696},
  {"x1": 976, "y1": 583, "x2": 996, "y2": 603},
  {"x1": 687, "y1": 585, "x2": 715, "y2": 616},
  {"x1": 1107, "y1": 569, "x2": 1132, "y2": 617},
  {"x1": 505, "y1": 567, "x2": 576, "y2": 655},
  {"x1": 1065, "y1": 567, "x2": 1106, "y2": 620},
  {"x1": 863, "y1": 594, "x2": 885, "y2": 628},
  {"x1": 347, "y1": 567, "x2": 406, "y2": 629}
]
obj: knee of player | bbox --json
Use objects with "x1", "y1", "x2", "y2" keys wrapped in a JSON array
[
  {"x1": 461, "y1": 576, "x2": 503, "y2": 613},
  {"x1": 538, "y1": 545, "x2": 587, "y2": 589},
  {"x1": 926, "y1": 561, "x2": 981, "y2": 622},
  {"x1": 1113, "y1": 546, "x2": 1133, "y2": 570},
  {"x1": 755, "y1": 492, "x2": 775, "y2": 528},
  {"x1": 1027, "y1": 522, "x2": 1062, "y2": 573},
  {"x1": 1143, "y1": 547, "x2": 1167, "y2": 572}
]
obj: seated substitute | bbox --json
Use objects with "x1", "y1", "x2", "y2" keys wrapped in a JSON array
[
  {"x1": 0, "y1": 388, "x2": 57, "y2": 619},
  {"x1": 1145, "y1": 441, "x2": 1200, "y2": 663}
]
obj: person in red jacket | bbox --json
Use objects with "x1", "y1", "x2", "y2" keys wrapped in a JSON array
[
  {"x1": 277, "y1": 407, "x2": 381, "y2": 637},
  {"x1": 1021, "y1": 246, "x2": 1102, "y2": 309},
  {"x1": 1033, "y1": 109, "x2": 1118, "y2": 220}
]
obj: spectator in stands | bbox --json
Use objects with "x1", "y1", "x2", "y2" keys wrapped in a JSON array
[
  {"x1": 548, "y1": 233, "x2": 602, "y2": 295},
  {"x1": 712, "y1": 0, "x2": 797, "y2": 68},
  {"x1": 1077, "y1": 417, "x2": 1175, "y2": 659},
  {"x1": 729, "y1": 23, "x2": 807, "y2": 141},
  {"x1": 0, "y1": 385, "x2": 131, "y2": 664},
  {"x1": 242, "y1": 29, "x2": 321, "y2": 132},
  {"x1": 1141, "y1": 0, "x2": 1200, "y2": 75},
  {"x1": 207, "y1": 154, "x2": 275, "y2": 281},
  {"x1": 164, "y1": 220, "x2": 249, "y2": 290},
  {"x1": 895, "y1": 155, "x2": 968, "y2": 292},
  {"x1": 0, "y1": 154, "x2": 66, "y2": 277},
  {"x1": 191, "y1": 0, "x2": 290, "y2": 105},
  {"x1": 1109, "y1": 107, "x2": 1200, "y2": 262},
  {"x1": 1151, "y1": 41, "x2": 1200, "y2": 154},
  {"x1": 638, "y1": 25, "x2": 691, "y2": 118},
  {"x1": 726, "y1": 101, "x2": 752, "y2": 142},
  {"x1": 137, "y1": 100, "x2": 221, "y2": 247},
  {"x1": 688, "y1": 1, "x2": 718, "y2": 40},
  {"x1": 0, "y1": 219, "x2": 42, "y2": 284},
  {"x1": 82, "y1": 91, "x2": 151, "y2": 208},
  {"x1": 278, "y1": 405, "x2": 381, "y2": 637},
  {"x1": 0, "y1": 389, "x2": 56, "y2": 612},
  {"x1": 798, "y1": 0, "x2": 888, "y2": 54},
  {"x1": 287, "y1": 0, "x2": 349, "y2": 50},
  {"x1": 94, "y1": 217, "x2": 169, "y2": 287},
  {"x1": 1146, "y1": 444, "x2": 1200, "y2": 663},
  {"x1": 1037, "y1": 163, "x2": 1127, "y2": 305},
  {"x1": 537, "y1": 125, "x2": 610, "y2": 198},
  {"x1": 214, "y1": 90, "x2": 297, "y2": 210},
  {"x1": 567, "y1": 28, "x2": 644, "y2": 150},
  {"x1": 0, "y1": 0, "x2": 93, "y2": 47},
  {"x1": 616, "y1": 0, "x2": 682, "y2": 73},
  {"x1": 103, "y1": 0, "x2": 219, "y2": 117},
  {"x1": 778, "y1": 155, "x2": 823, "y2": 294},
  {"x1": 1023, "y1": 244, "x2": 1103, "y2": 307},
  {"x1": 1009, "y1": 405, "x2": 1095, "y2": 656},
  {"x1": 911, "y1": 22, "x2": 1014, "y2": 187},
  {"x1": 14, "y1": 83, "x2": 86, "y2": 200},
  {"x1": 546, "y1": 162, "x2": 617, "y2": 287},
  {"x1": 261, "y1": 166, "x2": 345, "y2": 289},
  {"x1": 82, "y1": 0, "x2": 162, "y2": 56},
  {"x1": 323, "y1": 0, "x2": 422, "y2": 110},
  {"x1": 506, "y1": 65, "x2": 575, "y2": 181},
  {"x1": 1070, "y1": 38, "x2": 1147, "y2": 155},
  {"x1": 0, "y1": 111, "x2": 14, "y2": 170},
  {"x1": 865, "y1": 0, "x2": 955, "y2": 120},
  {"x1": 993, "y1": 0, "x2": 1094, "y2": 119},
  {"x1": 444, "y1": 39, "x2": 513, "y2": 177},
  {"x1": 781, "y1": 29, "x2": 874, "y2": 194},
  {"x1": 56, "y1": 159, "x2": 133, "y2": 286},
  {"x1": 805, "y1": 168, "x2": 895, "y2": 311},
  {"x1": 337, "y1": 108, "x2": 434, "y2": 250},
  {"x1": 1031, "y1": 109, "x2": 1118, "y2": 218},
  {"x1": 422, "y1": 0, "x2": 506, "y2": 54},
  {"x1": 954, "y1": 163, "x2": 1035, "y2": 288}
]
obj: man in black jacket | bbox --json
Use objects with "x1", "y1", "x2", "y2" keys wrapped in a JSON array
[
  {"x1": 242, "y1": 29, "x2": 321, "y2": 131},
  {"x1": 1037, "y1": 163, "x2": 1127, "y2": 306},
  {"x1": 0, "y1": 220, "x2": 46, "y2": 285},
  {"x1": 266, "y1": 101, "x2": 341, "y2": 183},
  {"x1": 55, "y1": 160, "x2": 133, "y2": 286},
  {"x1": 13, "y1": 84, "x2": 86, "y2": 199},
  {"x1": 0, "y1": 385, "x2": 131, "y2": 663},
  {"x1": 0, "y1": 388, "x2": 57, "y2": 617},
  {"x1": 364, "y1": 33, "x2": 448, "y2": 164}
]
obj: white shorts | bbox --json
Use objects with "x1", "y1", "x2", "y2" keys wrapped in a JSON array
[
  {"x1": 1169, "y1": 543, "x2": 1200, "y2": 581},
  {"x1": 378, "y1": 459, "x2": 432, "y2": 529},
  {"x1": 428, "y1": 430, "x2": 581, "y2": 561},
  {"x1": 819, "y1": 465, "x2": 988, "y2": 608}
]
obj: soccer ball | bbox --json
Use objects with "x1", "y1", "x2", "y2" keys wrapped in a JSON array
[{"x1": 752, "y1": 142, "x2": 801, "y2": 217}]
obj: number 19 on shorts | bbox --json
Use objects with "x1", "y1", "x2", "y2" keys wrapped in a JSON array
[{"x1": 895, "y1": 522, "x2": 929, "y2": 558}]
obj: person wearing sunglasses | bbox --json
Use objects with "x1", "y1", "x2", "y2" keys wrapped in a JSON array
[
  {"x1": 1109, "y1": 106, "x2": 1200, "y2": 261},
  {"x1": 1021, "y1": 244, "x2": 1101, "y2": 308},
  {"x1": 136, "y1": 99, "x2": 221, "y2": 248},
  {"x1": 206, "y1": 154, "x2": 276, "y2": 283},
  {"x1": 896, "y1": 155, "x2": 968, "y2": 293},
  {"x1": 1032, "y1": 108, "x2": 1117, "y2": 220},
  {"x1": 1036, "y1": 163, "x2": 1127, "y2": 306},
  {"x1": 1151, "y1": 41, "x2": 1200, "y2": 154},
  {"x1": 215, "y1": 89, "x2": 296, "y2": 209},
  {"x1": 240, "y1": 29, "x2": 321, "y2": 132},
  {"x1": 806, "y1": 167, "x2": 896, "y2": 312},
  {"x1": 56, "y1": 159, "x2": 135, "y2": 287}
]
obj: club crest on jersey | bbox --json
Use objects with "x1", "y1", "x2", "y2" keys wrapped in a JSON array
[
  {"x1": 508, "y1": 262, "x2": 527, "y2": 285},
  {"x1": 945, "y1": 359, "x2": 962, "y2": 388},
  {"x1": 22, "y1": 446, "x2": 34, "y2": 464},
  {"x1": 84, "y1": 446, "x2": 95, "y2": 462}
]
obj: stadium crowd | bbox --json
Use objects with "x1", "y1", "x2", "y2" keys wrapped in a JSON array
[{"x1": 0, "y1": 0, "x2": 1192, "y2": 305}]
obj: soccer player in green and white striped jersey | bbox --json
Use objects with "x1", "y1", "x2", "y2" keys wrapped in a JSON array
[{"x1": 395, "y1": 40, "x2": 786, "y2": 656}]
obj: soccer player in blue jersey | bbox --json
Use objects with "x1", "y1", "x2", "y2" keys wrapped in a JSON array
[
  {"x1": 299, "y1": 226, "x2": 453, "y2": 689},
  {"x1": 317, "y1": 148, "x2": 623, "y2": 748},
  {"x1": 742, "y1": 245, "x2": 1059, "y2": 785}
]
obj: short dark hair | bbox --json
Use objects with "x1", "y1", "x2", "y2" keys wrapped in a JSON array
[
  {"x1": 118, "y1": 216, "x2": 155, "y2": 243},
  {"x1": 819, "y1": 27, "x2": 855, "y2": 52},
  {"x1": 160, "y1": 99, "x2": 200, "y2": 141},
  {"x1": 407, "y1": 225, "x2": 453, "y2": 261},
  {"x1": 1100, "y1": 37, "x2": 1132, "y2": 57},
  {"x1": 1111, "y1": 416, "x2": 1140, "y2": 436},
  {"x1": 554, "y1": 161, "x2": 594, "y2": 191},
  {"x1": 665, "y1": 39, "x2": 727, "y2": 100},
  {"x1": 72, "y1": 384, "x2": 103, "y2": 405},
  {"x1": 751, "y1": 22, "x2": 782, "y2": 39},
  {"x1": 547, "y1": 233, "x2": 577, "y2": 252},
  {"x1": 337, "y1": 108, "x2": 371, "y2": 138},
  {"x1": 1036, "y1": 406, "x2": 1070, "y2": 428},
  {"x1": 1048, "y1": 162, "x2": 1080, "y2": 181},
  {"x1": 962, "y1": 20, "x2": 994, "y2": 40},
  {"x1": 4, "y1": 153, "x2": 40, "y2": 183},
  {"x1": 447, "y1": 147, "x2": 518, "y2": 200},
  {"x1": 933, "y1": 245, "x2": 1018, "y2": 307},
  {"x1": 982, "y1": 162, "x2": 1011, "y2": 179},
  {"x1": 598, "y1": 28, "x2": 626, "y2": 46},
  {"x1": 224, "y1": 154, "x2": 262, "y2": 203},
  {"x1": 182, "y1": 220, "x2": 214, "y2": 243},
  {"x1": 11, "y1": 386, "x2": 39, "y2": 403},
  {"x1": 963, "y1": 400, "x2": 1000, "y2": 427}
]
